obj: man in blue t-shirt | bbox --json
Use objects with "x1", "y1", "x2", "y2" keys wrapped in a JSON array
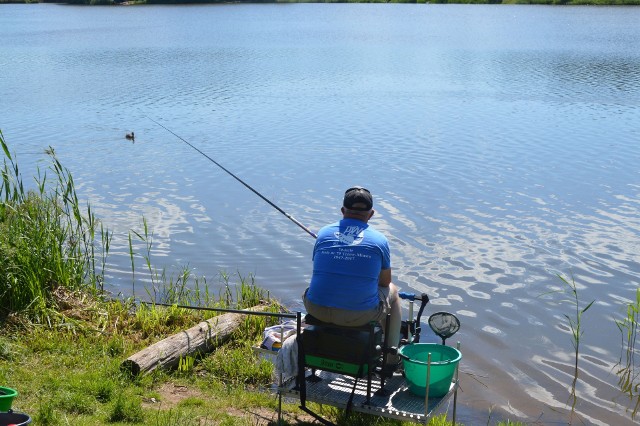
[{"x1": 303, "y1": 186, "x2": 402, "y2": 368}]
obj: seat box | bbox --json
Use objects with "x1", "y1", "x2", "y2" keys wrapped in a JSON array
[{"x1": 301, "y1": 323, "x2": 382, "y2": 376}]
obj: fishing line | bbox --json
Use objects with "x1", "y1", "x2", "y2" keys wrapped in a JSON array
[{"x1": 147, "y1": 116, "x2": 317, "y2": 239}]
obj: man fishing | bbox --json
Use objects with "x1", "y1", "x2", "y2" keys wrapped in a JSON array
[{"x1": 303, "y1": 186, "x2": 402, "y2": 373}]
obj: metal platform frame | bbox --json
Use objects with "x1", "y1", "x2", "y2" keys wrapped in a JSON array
[{"x1": 277, "y1": 367, "x2": 459, "y2": 425}]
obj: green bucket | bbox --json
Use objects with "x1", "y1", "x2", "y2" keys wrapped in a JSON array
[
  {"x1": 399, "y1": 343, "x2": 461, "y2": 398},
  {"x1": 0, "y1": 387, "x2": 18, "y2": 412}
]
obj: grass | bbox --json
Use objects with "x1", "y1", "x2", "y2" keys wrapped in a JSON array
[
  {"x1": 0, "y1": 282, "x2": 468, "y2": 426},
  {"x1": 0, "y1": 273, "x2": 292, "y2": 425}
]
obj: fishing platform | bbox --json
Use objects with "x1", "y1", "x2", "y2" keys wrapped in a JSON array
[
  {"x1": 278, "y1": 368, "x2": 459, "y2": 424},
  {"x1": 262, "y1": 292, "x2": 462, "y2": 425}
]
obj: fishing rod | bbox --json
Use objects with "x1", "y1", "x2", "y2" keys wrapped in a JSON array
[
  {"x1": 141, "y1": 301, "x2": 298, "y2": 319},
  {"x1": 147, "y1": 116, "x2": 317, "y2": 239}
]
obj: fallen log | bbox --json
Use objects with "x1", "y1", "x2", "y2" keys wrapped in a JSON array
[{"x1": 121, "y1": 305, "x2": 269, "y2": 376}]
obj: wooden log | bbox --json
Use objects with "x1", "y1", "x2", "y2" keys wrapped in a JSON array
[{"x1": 121, "y1": 305, "x2": 268, "y2": 376}]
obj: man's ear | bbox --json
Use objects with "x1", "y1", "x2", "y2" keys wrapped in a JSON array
[
  {"x1": 369, "y1": 209, "x2": 375, "y2": 219},
  {"x1": 341, "y1": 207, "x2": 346, "y2": 215}
]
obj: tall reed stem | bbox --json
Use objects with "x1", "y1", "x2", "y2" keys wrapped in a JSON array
[
  {"x1": 557, "y1": 274, "x2": 594, "y2": 420},
  {"x1": 616, "y1": 287, "x2": 640, "y2": 419}
]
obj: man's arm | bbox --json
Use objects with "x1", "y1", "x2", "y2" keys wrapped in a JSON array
[{"x1": 378, "y1": 268, "x2": 392, "y2": 287}]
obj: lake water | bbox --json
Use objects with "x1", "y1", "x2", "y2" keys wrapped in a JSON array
[{"x1": 2, "y1": 3, "x2": 639, "y2": 424}]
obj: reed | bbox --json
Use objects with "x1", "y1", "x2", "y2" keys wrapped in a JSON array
[
  {"x1": 615, "y1": 287, "x2": 640, "y2": 419},
  {"x1": 0, "y1": 132, "x2": 108, "y2": 318},
  {"x1": 125, "y1": 215, "x2": 281, "y2": 342},
  {"x1": 557, "y1": 274, "x2": 594, "y2": 419},
  {"x1": 127, "y1": 216, "x2": 273, "y2": 313},
  {"x1": 540, "y1": 274, "x2": 595, "y2": 421}
]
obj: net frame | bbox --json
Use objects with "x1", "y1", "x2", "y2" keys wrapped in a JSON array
[{"x1": 428, "y1": 312, "x2": 460, "y2": 345}]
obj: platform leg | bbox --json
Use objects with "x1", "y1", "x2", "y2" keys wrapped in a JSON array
[
  {"x1": 452, "y1": 341, "x2": 460, "y2": 425},
  {"x1": 296, "y1": 312, "x2": 307, "y2": 408},
  {"x1": 277, "y1": 389, "x2": 282, "y2": 425},
  {"x1": 424, "y1": 352, "x2": 431, "y2": 423}
]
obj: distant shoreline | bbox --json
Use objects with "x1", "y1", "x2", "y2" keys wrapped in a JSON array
[{"x1": 3, "y1": 0, "x2": 640, "y2": 5}]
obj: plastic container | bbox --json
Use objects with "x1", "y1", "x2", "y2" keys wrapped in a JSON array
[
  {"x1": 0, "y1": 387, "x2": 17, "y2": 412},
  {"x1": 0, "y1": 410, "x2": 31, "y2": 426},
  {"x1": 399, "y1": 343, "x2": 461, "y2": 398}
]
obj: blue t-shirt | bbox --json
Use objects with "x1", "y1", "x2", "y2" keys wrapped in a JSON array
[{"x1": 306, "y1": 218, "x2": 391, "y2": 311}]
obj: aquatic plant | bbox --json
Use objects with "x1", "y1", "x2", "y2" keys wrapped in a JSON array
[
  {"x1": 127, "y1": 216, "x2": 269, "y2": 312},
  {"x1": 541, "y1": 273, "x2": 595, "y2": 422},
  {"x1": 558, "y1": 274, "x2": 595, "y2": 420},
  {"x1": 616, "y1": 287, "x2": 640, "y2": 419}
]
